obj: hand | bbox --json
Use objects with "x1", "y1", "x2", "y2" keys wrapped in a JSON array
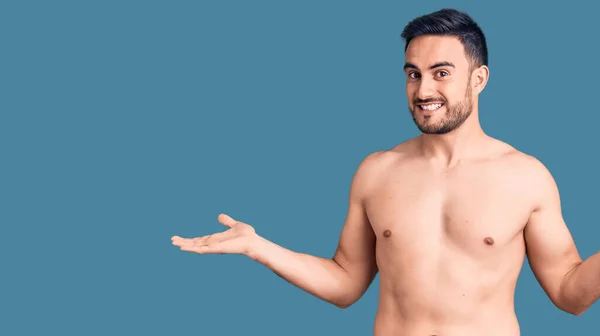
[{"x1": 171, "y1": 214, "x2": 259, "y2": 256}]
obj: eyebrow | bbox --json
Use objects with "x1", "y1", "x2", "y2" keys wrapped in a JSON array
[{"x1": 403, "y1": 61, "x2": 455, "y2": 71}]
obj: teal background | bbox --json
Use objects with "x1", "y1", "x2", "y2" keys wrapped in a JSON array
[{"x1": 2, "y1": 1, "x2": 599, "y2": 335}]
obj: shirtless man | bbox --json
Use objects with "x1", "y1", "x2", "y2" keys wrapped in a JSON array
[{"x1": 172, "y1": 8, "x2": 600, "y2": 335}]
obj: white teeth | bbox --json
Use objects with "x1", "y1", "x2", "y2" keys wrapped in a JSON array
[{"x1": 420, "y1": 103, "x2": 442, "y2": 111}]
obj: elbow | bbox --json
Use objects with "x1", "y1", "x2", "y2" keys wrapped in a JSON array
[
  {"x1": 556, "y1": 303, "x2": 581, "y2": 316},
  {"x1": 325, "y1": 278, "x2": 361, "y2": 309},
  {"x1": 556, "y1": 267, "x2": 592, "y2": 316},
  {"x1": 333, "y1": 302, "x2": 351, "y2": 309},
  {"x1": 561, "y1": 304, "x2": 588, "y2": 316},
  {"x1": 561, "y1": 299, "x2": 593, "y2": 316},
  {"x1": 329, "y1": 291, "x2": 362, "y2": 309},
  {"x1": 557, "y1": 283, "x2": 594, "y2": 316},
  {"x1": 331, "y1": 296, "x2": 357, "y2": 309},
  {"x1": 556, "y1": 295, "x2": 592, "y2": 316},
  {"x1": 326, "y1": 266, "x2": 375, "y2": 309}
]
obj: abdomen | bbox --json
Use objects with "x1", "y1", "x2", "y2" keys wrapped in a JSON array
[{"x1": 374, "y1": 240, "x2": 524, "y2": 334}]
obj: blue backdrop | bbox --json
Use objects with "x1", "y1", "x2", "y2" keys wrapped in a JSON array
[{"x1": 2, "y1": 1, "x2": 599, "y2": 335}]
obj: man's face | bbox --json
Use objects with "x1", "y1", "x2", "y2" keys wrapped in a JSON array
[{"x1": 404, "y1": 35, "x2": 475, "y2": 135}]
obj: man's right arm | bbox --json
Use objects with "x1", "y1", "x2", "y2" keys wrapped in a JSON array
[{"x1": 248, "y1": 152, "x2": 381, "y2": 308}]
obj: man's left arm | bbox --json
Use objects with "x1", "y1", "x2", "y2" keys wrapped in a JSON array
[{"x1": 524, "y1": 158, "x2": 599, "y2": 316}]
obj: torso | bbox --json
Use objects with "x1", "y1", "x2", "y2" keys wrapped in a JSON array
[{"x1": 365, "y1": 138, "x2": 538, "y2": 336}]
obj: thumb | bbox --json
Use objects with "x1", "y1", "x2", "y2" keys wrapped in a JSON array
[{"x1": 217, "y1": 213, "x2": 238, "y2": 228}]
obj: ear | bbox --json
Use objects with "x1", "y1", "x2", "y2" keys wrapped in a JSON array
[{"x1": 472, "y1": 65, "x2": 490, "y2": 94}]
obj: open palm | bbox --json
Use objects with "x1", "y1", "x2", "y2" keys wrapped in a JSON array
[{"x1": 171, "y1": 214, "x2": 257, "y2": 255}]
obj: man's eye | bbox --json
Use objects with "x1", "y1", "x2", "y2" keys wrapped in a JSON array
[
  {"x1": 437, "y1": 71, "x2": 449, "y2": 77},
  {"x1": 408, "y1": 72, "x2": 420, "y2": 79}
]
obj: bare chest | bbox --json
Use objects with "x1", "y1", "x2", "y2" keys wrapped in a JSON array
[{"x1": 365, "y1": 166, "x2": 533, "y2": 256}]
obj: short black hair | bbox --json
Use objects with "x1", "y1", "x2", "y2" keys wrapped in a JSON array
[{"x1": 401, "y1": 8, "x2": 488, "y2": 68}]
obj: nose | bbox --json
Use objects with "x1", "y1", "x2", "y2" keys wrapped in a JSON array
[{"x1": 416, "y1": 77, "x2": 437, "y2": 100}]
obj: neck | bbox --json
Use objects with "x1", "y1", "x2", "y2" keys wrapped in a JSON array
[{"x1": 417, "y1": 111, "x2": 487, "y2": 167}]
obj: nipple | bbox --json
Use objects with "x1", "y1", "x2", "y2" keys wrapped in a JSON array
[
  {"x1": 484, "y1": 237, "x2": 494, "y2": 245},
  {"x1": 383, "y1": 230, "x2": 392, "y2": 238}
]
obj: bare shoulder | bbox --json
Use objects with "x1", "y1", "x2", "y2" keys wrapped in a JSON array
[
  {"x1": 495, "y1": 142, "x2": 553, "y2": 182},
  {"x1": 357, "y1": 138, "x2": 418, "y2": 169},
  {"x1": 490, "y1": 139, "x2": 558, "y2": 207},
  {"x1": 351, "y1": 139, "x2": 417, "y2": 196},
  {"x1": 512, "y1": 152, "x2": 559, "y2": 211},
  {"x1": 484, "y1": 138, "x2": 543, "y2": 169}
]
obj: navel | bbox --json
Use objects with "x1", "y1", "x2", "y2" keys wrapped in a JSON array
[
  {"x1": 484, "y1": 237, "x2": 495, "y2": 245},
  {"x1": 383, "y1": 230, "x2": 392, "y2": 238}
]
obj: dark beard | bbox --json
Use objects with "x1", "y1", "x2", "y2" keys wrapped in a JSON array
[{"x1": 410, "y1": 83, "x2": 473, "y2": 135}]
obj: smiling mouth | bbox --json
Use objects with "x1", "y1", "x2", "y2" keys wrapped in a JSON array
[{"x1": 418, "y1": 103, "x2": 444, "y2": 111}]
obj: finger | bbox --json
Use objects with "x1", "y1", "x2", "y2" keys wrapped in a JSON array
[
  {"x1": 182, "y1": 237, "x2": 238, "y2": 254},
  {"x1": 172, "y1": 235, "x2": 188, "y2": 242},
  {"x1": 172, "y1": 235, "x2": 207, "y2": 248},
  {"x1": 171, "y1": 236, "x2": 195, "y2": 248},
  {"x1": 194, "y1": 231, "x2": 227, "y2": 246},
  {"x1": 179, "y1": 236, "x2": 218, "y2": 253},
  {"x1": 171, "y1": 236, "x2": 189, "y2": 246},
  {"x1": 180, "y1": 239, "x2": 212, "y2": 253},
  {"x1": 218, "y1": 213, "x2": 238, "y2": 228},
  {"x1": 172, "y1": 227, "x2": 230, "y2": 247}
]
